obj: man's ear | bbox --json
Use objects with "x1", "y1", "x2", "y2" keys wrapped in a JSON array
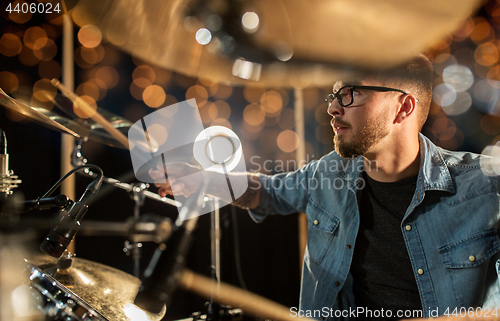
[{"x1": 395, "y1": 95, "x2": 417, "y2": 124}]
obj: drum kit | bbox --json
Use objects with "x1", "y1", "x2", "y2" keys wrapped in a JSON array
[
  {"x1": 0, "y1": 83, "x2": 302, "y2": 321},
  {"x1": 0, "y1": 0, "x2": 486, "y2": 319}
]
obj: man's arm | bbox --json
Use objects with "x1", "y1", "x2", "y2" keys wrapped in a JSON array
[{"x1": 151, "y1": 163, "x2": 262, "y2": 209}]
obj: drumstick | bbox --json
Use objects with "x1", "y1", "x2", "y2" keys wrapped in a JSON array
[
  {"x1": 179, "y1": 269, "x2": 314, "y2": 321},
  {"x1": 51, "y1": 78, "x2": 132, "y2": 150}
]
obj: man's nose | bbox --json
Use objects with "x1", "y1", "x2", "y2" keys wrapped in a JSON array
[{"x1": 327, "y1": 101, "x2": 344, "y2": 117}]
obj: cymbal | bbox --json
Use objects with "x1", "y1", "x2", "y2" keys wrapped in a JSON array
[
  {"x1": 71, "y1": 0, "x2": 482, "y2": 87},
  {"x1": 27, "y1": 255, "x2": 166, "y2": 321},
  {"x1": 0, "y1": 88, "x2": 132, "y2": 149}
]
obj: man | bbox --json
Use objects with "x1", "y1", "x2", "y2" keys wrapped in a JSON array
[{"x1": 151, "y1": 54, "x2": 500, "y2": 320}]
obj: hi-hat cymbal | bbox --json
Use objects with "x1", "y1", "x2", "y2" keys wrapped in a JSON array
[
  {"x1": 71, "y1": 0, "x2": 482, "y2": 87},
  {"x1": 27, "y1": 255, "x2": 166, "y2": 321},
  {"x1": 0, "y1": 88, "x2": 132, "y2": 149}
]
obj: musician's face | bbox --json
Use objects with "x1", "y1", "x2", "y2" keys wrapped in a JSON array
[{"x1": 327, "y1": 81, "x2": 395, "y2": 159}]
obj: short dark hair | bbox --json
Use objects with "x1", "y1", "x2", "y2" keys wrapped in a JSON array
[{"x1": 374, "y1": 54, "x2": 434, "y2": 130}]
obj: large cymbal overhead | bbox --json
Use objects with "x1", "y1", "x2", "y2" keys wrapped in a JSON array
[
  {"x1": 0, "y1": 88, "x2": 133, "y2": 149},
  {"x1": 71, "y1": 0, "x2": 482, "y2": 87}
]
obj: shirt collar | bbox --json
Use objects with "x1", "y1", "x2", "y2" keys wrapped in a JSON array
[
  {"x1": 336, "y1": 133, "x2": 456, "y2": 194},
  {"x1": 418, "y1": 133, "x2": 455, "y2": 194}
]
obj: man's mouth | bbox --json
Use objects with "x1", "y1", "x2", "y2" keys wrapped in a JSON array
[{"x1": 331, "y1": 121, "x2": 349, "y2": 134}]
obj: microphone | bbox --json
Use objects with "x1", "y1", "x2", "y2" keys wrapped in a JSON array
[
  {"x1": 0, "y1": 129, "x2": 21, "y2": 199},
  {"x1": 40, "y1": 167, "x2": 103, "y2": 258},
  {"x1": 21, "y1": 194, "x2": 72, "y2": 211}
]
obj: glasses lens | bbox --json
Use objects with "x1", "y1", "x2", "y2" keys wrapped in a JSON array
[{"x1": 339, "y1": 87, "x2": 353, "y2": 107}]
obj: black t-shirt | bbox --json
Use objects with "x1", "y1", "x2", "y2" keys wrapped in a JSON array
[{"x1": 350, "y1": 172, "x2": 422, "y2": 319}]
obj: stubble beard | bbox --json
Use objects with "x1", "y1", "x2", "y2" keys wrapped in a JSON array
[{"x1": 334, "y1": 112, "x2": 390, "y2": 159}]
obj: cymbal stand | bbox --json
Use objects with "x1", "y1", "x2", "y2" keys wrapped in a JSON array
[
  {"x1": 183, "y1": 197, "x2": 242, "y2": 321},
  {"x1": 70, "y1": 139, "x2": 181, "y2": 276},
  {"x1": 124, "y1": 182, "x2": 148, "y2": 277},
  {"x1": 71, "y1": 139, "x2": 181, "y2": 208}
]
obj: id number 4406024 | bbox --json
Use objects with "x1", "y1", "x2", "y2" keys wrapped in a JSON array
[
  {"x1": 444, "y1": 307, "x2": 499, "y2": 318},
  {"x1": 5, "y1": 2, "x2": 61, "y2": 14}
]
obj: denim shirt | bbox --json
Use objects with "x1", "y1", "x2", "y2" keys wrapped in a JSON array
[{"x1": 249, "y1": 134, "x2": 500, "y2": 320}]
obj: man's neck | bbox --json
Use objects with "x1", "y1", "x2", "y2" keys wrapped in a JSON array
[{"x1": 363, "y1": 136, "x2": 420, "y2": 183}]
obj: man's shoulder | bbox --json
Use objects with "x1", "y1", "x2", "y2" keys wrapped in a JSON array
[{"x1": 438, "y1": 147, "x2": 498, "y2": 194}]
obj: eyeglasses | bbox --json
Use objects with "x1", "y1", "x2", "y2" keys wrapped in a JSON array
[{"x1": 325, "y1": 85, "x2": 417, "y2": 108}]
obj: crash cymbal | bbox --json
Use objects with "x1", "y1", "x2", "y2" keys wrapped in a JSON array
[
  {"x1": 26, "y1": 255, "x2": 166, "y2": 321},
  {"x1": 71, "y1": 0, "x2": 482, "y2": 87},
  {"x1": 0, "y1": 88, "x2": 132, "y2": 149}
]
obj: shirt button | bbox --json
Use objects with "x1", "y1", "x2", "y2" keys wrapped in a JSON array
[
  {"x1": 313, "y1": 220, "x2": 319, "y2": 225},
  {"x1": 405, "y1": 225, "x2": 412, "y2": 231},
  {"x1": 417, "y1": 268, "x2": 424, "y2": 275},
  {"x1": 347, "y1": 244, "x2": 352, "y2": 249},
  {"x1": 335, "y1": 281, "x2": 340, "y2": 287},
  {"x1": 469, "y1": 255, "x2": 476, "y2": 262}
]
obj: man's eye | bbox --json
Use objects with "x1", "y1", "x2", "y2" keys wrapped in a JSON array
[{"x1": 352, "y1": 90, "x2": 361, "y2": 97}]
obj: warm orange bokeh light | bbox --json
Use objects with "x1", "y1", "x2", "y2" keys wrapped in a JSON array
[
  {"x1": 0, "y1": 34, "x2": 23, "y2": 57},
  {"x1": 78, "y1": 25, "x2": 103, "y2": 48},
  {"x1": 143, "y1": 85, "x2": 166, "y2": 108},
  {"x1": 277, "y1": 130, "x2": 299, "y2": 153}
]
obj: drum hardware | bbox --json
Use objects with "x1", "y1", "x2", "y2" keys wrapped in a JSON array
[
  {"x1": 71, "y1": 138, "x2": 181, "y2": 208},
  {"x1": 39, "y1": 164, "x2": 104, "y2": 258},
  {"x1": 0, "y1": 129, "x2": 21, "y2": 196},
  {"x1": 124, "y1": 182, "x2": 149, "y2": 277},
  {"x1": 25, "y1": 255, "x2": 166, "y2": 321},
  {"x1": 134, "y1": 177, "x2": 208, "y2": 314}
]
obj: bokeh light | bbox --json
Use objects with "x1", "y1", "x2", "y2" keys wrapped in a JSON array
[
  {"x1": 76, "y1": 81, "x2": 101, "y2": 102},
  {"x1": 23, "y1": 27, "x2": 47, "y2": 50},
  {"x1": 0, "y1": 34, "x2": 23, "y2": 57},
  {"x1": 0, "y1": 71, "x2": 19, "y2": 94},
  {"x1": 480, "y1": 143, "x2": 500, "y2": 176},
  {"x1": 146, "y1": 124, "x2": 168, "y2": 146},
  {"x1": 441, "y1": 91, "x2": 472, "y2": 115},
  {"x1": 133, "y1": 65, "x2": 156, "y2": 88},
  {"x1": 243, "y1": 103, "x2": 266, "y2": 126},
  {"x1": 244, "y1": 84, "x2": 266, "y2": 103},
  {"x1": 470, "y1": 18, "x2": 494, "y2": 44},
  {"x1": 143, "y1": 85, "x2": 166, "y2": 108},
  {"x1": 474, "y1": 42, "x2": 499, "y2": 66},
  {"x1": 277, "y1": 130, "x2": 299, "y2": 153},
  {"x1": 73, "y1": 95, "x2": 97, "y2": 119},
  {"x1": 433, "y1": 83, "x2": 457, "y2": 106},
  {"x1": 33, "y1": 78, "x2": 57, "y2": 102},
  {"x1": 260, "y1": 90, "x2": 283, "y2": 116},
  {"x1": 185, "y1": 85, "x2": 209, "y2": 107},
  {"x1": 95, "y1": 66, "x2": 119, "y2": 89},
  {"x1": 78, "y1": 25, "x2": 103, "y2": 48},
  {"x1": 33, "y1": 38, "x2": 57, "y2": 61},
  {"x1": 8, "y1": 0, "x2": 32, "y2": 24},
  {"x1": 443, "y1": 65, "x2": 474, "y2": 91}
]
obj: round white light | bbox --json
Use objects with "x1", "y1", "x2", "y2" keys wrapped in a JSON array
[
  {"x1": 195, "y1": 28, "x2": 212, "y2": 45},
  {"x1": 242, "y1": 12, "x2": 259, "y2": 32},
  {"x1": 443, "y1": 65, "x2": 474, "y2": 92}
]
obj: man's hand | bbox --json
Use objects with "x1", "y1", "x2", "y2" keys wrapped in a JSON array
[
  {"x1": 149, "y1": 162, "x2": 201, "y2": 198},
  {"x1": 150, "y1": 162, "x2": 262, "y2": 209}
]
